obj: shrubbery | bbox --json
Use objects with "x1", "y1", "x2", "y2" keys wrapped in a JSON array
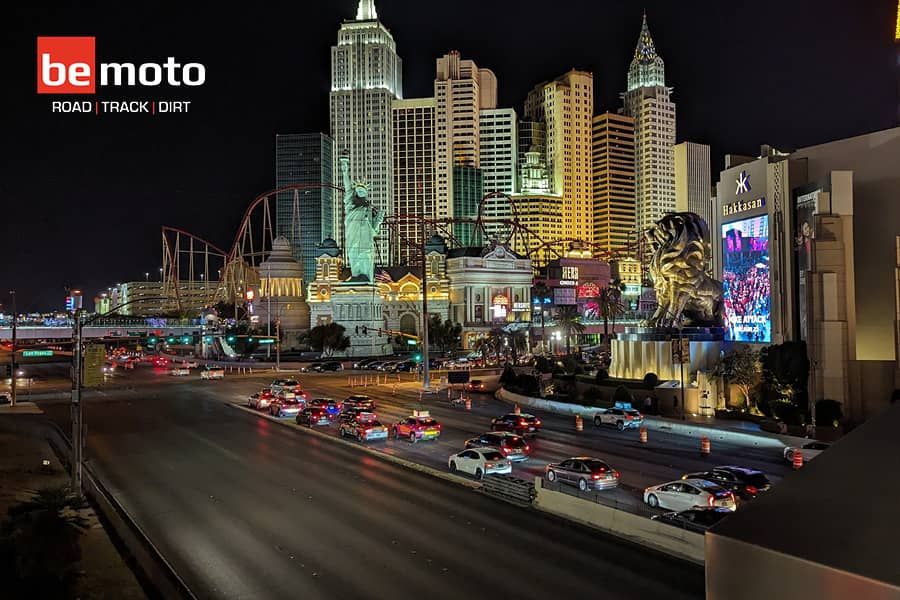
[
  {"x1": 643, "y1": 372, "x2": 659, "y2": 389},
  {"x1": 594, "y1": 368, "x2": 608, "y2": 384},
  {"x1": 815, "y1": 399, "x2": 843, "y2": 427},
  {"x1": 613, "y1": 385, "x2": 633, "y2": 407},
  {"x1": 771, "y1": 400, "x2": 804, "y2": 426}
]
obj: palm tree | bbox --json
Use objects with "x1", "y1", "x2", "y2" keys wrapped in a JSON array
[
  {"x1": 555, "y1": 306, "x2": 584, "y2": 356},
  {"x1": 532, "y1": 281, "x2": 552, "y2": 354},
  {"x1": 507, "y1": 329, "x2": 528, "y2": 364},
  {"x1": 597, "y1": 286, "x2": 625, "y2": 347}
]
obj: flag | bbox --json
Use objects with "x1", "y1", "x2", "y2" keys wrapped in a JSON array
[{"x1": 375, "y1": 270, "x2": 393, "y2": 284}]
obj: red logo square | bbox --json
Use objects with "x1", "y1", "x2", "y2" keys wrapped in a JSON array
[{"x1": 37, "y1": 36, "x2": 96, "y2": 94}]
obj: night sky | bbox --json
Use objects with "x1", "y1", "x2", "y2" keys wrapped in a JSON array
[{"x1": 3, "y1": 0, "x2": 898, "y2": 312}]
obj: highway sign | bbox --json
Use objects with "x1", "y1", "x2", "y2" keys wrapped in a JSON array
[
  {"x1": 23, "y1": 349, "x2": 54, "y2": 357},
  {"x1": 83, "y1": 344, "x2": 106, "y2": 387}
]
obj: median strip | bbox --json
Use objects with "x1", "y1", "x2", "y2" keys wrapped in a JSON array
[{"x1": 225, "y1": 402, "x2": 483, "y2": 490}]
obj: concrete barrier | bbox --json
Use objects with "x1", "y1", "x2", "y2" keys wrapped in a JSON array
[
  {"x1": 532, "y1": 477, "x2": 705, "y2": 565},
  {"x1": 496, "y1": 387, "x2": 810, "y2": 449}
]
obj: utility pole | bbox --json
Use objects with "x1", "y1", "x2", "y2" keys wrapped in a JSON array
[
  {"x1": 9, "y1": 291, "x2": 17, "y2": 407},
  {"x1": 71, "y1": 310, "x2": 83, "y2": 497},
  {"x1": 275, "y1": 318, "x2": 281, "y2": 372},
  {"x1": 421, "y1": 233, "x2": 431, "y2": 390}
]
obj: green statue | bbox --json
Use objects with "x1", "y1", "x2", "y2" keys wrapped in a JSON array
[{"x1": 340, "y1": 153, "x2": 384, "y2": 282}]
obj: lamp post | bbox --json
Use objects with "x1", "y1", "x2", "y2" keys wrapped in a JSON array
[
  {"x1": 70, "y1": 296, "x2": 166, "y2": 497},
  {"x1": 9, "y1": 291, "x2": 17, "y2": 407}
]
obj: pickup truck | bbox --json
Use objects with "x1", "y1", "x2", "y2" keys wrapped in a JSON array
[{"x1": 594, "y1": 407, "x2": 643, "y2": 431}]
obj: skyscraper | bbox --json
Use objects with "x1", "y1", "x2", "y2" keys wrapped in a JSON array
[
  {"x1": 592, "y1": 112, "x2": 636, "y2": 255},
  {"x1": 524, "y1": 70, "x2": 594, "y2": 244},
  {"x1": 622, "y1": 14, "x2": 676, "y2": 235},
  {"x1": 452, "y1": 165, "x2": 484, "y2": 247},
  {"x1": 275, "y1": 133, "x2": 334, "y2": 283},
  {"x1": 392, "y1": 97, "x2": 436, "y2": 264},
  {"x1": 330, "y1": 0, "x2": 402, "y2": 262},
  {"x1": 479, "y1": 108, "x2": 517, "y2": 196},
  {"x1": 674, "y1": 141, "x2": 713, "y2": 230},
  {"x1": 434, "y1": 51, "x2": 497, "y2": 221}
]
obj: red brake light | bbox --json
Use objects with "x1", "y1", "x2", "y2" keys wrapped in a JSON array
[
  {"x1": 485, "y1": 463, "x2": 494, "y2": 468},
  {"x1": 524, "y1": 445, "x2": 530, "y2": 451},
  {"x1": 519, "y1": 419, "x2": 526, "y2": 426},
  {"x1": 500, "y1": 447, "x2": 510, "y2": 454},
  {"x1": 535, "y1": 419, "x2": 542, "y2": 425},
  {"x1": 592, "y1": 473, "x2": 601, "y2": 480},
  {"x1": 746, "y1": 485, "x2": 758, "y2": 495},
  {"x1": 708, "y1": 495, "x2": 715, "y2": 508},
  {"x1": 613, "y1": 470, "x2": 620, "y2": 478}
]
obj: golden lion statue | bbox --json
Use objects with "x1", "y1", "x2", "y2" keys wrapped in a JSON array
[{"x1": 644, "y1": 212, "x2": 723, "y2": 327}]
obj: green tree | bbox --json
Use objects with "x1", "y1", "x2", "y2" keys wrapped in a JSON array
[
  {"x1": 555, "y1": 306, "x2": 585, "y2": 356},
  {"x1": 714, "y1": 346, "x2": 761, "y2": 410},
  {"x1": 597, "y1": 286, "x2": 625, "y2": 346},
  {"x1": 760, "y1": 341, "x2": 810, "y2": 417},
  {"x1": 428, "y1": 315, "x2": 462, "y2": 355},
  {"x1": 307, "y1": 323, "x2": 351, "y2": 357},
  {"x1": 506, "y1": 329, "x2": 528, "y2": 365}
]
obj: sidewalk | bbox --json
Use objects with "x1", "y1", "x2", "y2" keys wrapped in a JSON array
[{"x1": 0, "y1": 419, "x2": 146, "y2": 599}]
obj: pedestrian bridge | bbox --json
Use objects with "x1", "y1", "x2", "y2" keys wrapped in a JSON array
[{"x1": 0, "y1": 318, "x2": 202, "y2": 341}]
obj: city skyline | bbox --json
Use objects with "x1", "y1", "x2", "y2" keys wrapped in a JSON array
[{"x1": 4, "y1": 0, "x2": 899, "y2": 310}]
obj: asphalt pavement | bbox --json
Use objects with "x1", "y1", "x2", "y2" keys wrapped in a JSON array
[{"x1": 37, "y1": 366, "x2": 706, "y2": 599}]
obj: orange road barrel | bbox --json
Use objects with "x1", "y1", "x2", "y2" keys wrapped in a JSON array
[
  {"x1": 700, "y1": 436, "x2": 711, "y2": 456},
  {"x1": 792, "y1": 449, "x2": 803, "y2": 470},
  {"x1": 639, "y1": 427, "x2": 648, "y2": 444},
  {"x1": 575, "y1": 414, "x2": 584, "y2": 432},
  {"x1": 513, "y1": 403, "x2": 521, "y2": 415},
  {"x1": 465, "y1": 397, "x2": 472, "y2": 411}
]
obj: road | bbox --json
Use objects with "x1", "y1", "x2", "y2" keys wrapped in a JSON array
[{"x1": 37, "y1": 367, "x2": 706, "y2": 599}]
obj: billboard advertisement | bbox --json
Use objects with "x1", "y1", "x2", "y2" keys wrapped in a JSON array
[
  {"x1": 794, "y1": 190, "x2": 819, "y2": 341},
  {"x1": 722, "y1": 215, "x2": 771, "y2": 343}
]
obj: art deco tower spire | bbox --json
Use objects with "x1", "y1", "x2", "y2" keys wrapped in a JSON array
[
  {"x1": 356, "y1": 0, "x2": 378, "y2": 21},
  {"x1": 626, "y1": 12, "x2": 666, "y2": 92}
]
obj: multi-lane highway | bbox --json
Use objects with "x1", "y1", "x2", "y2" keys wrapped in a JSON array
[{"x1": 31, "y1": 364, "x2": 719, "y2": 599}]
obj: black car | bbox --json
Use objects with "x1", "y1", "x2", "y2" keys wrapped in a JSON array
[
  {"x1": 490, "y1": 413, "x2": 542, "y2": 436},
  {"x1": 344, "y1": 394, "x2": 375, "y2": 411},
  {"x1": 393, "y1": 360, "x2": 417, "y2": 372},
  {"x1": 682, "y1": 466, "x2": 771, "y2": 500},
  {"x1": 651, "y1": 508, "x2": 733, "y2": 533},
  {"x1": 315, "y1": 361, "x2": 344, "y2": 372},
  {"x1": 297, "y1": 406, "x2": 333, "y2": 427},
  {"x1": 353, "y1": 358, "x2": 379, "y2": 369}
]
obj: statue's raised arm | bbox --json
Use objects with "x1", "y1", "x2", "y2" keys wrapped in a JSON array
[{"x1": 339, "y1": 153, "x2": 354, "y2": 209}]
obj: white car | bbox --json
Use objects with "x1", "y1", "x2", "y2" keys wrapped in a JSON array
[
  {"x1": 201, "y1": 367, "x2": 225, "y2": 380},
  {"x1": 448, "y1": 448, "x2": 512, "y2": 479},
  {"x1": 181, "y1": 361, "x2": 199, "y2": 369},
  {"x1": 168, "y1": 368, "x2": 190, "y2": 377},
  {"x1": 784, "y1": 441, "x2": 830, "y2": 463},
  {"x1": 644, "y1": 478, "x2": 736, "y2": 512},
  {"x1": 270, "y1": 378, "x2": 299, "y2": 393}
]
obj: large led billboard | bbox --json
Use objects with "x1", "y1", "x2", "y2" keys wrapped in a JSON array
[{"x1": 721, "y1": 215, "x2": 771, "y2": 343}]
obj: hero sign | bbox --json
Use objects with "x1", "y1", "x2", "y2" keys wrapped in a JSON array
[{"x1": 37, "y1": 36, "x2": 205, "y2": 94}]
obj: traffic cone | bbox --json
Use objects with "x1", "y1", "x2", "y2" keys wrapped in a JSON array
[
  {"x1": 792, "y1": 450, "x2": 803, "y2": 470},
  {"x1": 575, "y1": 414, "x2": 584, "y2": 432},
  {"x1": 639, "y1": 427, "x2": 648, "y2": 444},
  {"x1": 700, "y1": 436, "x2": 711, "y2": 456},
  {"x1": 513, "y1": 403, "x2": 521, "y2": 415}
]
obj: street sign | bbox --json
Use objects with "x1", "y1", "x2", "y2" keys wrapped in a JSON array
[
  {"x1": 671, "y1": 338, "x2": 690, "y2": 364},
  {"x1": 23, "y1": 349, "x2": 54, "y2": 357},
  {"x1": 83, "y1": 344, "x2": 106, "y2": 387},
  {"x1": 258, "y1": 338, "x2": 275, "y2": 345}
]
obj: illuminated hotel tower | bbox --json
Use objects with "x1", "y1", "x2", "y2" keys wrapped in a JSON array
[
  {"x1": 621, "y1": 13, "x2": 676, "y2": 235},
  {"x1": 329, "y1": 0, "x2": 403, "y2": 261}
]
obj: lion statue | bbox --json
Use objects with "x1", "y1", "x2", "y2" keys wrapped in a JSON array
[{"x1": 643, "y1": 212, "x2": 723, "y2": 328}]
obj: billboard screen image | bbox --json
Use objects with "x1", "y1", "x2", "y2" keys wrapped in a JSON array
[{"x1": 722, "y1": 215, "x2": 771, "y2": 343}]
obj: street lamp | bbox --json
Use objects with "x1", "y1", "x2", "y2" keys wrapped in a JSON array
[
  {"x1": 70, "y1": 296, "x2": 166, "y2": 498},
  {"x1": 9, "y1": 291, "x2": 16, "y2": 407}
]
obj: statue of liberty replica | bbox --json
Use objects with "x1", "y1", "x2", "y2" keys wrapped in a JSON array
[{"x1": 340, "y1": 153, "x2": 385, "y2": 282}]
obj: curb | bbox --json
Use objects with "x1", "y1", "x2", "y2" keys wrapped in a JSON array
[{"x1": 225, "y1": 402, "x2": 482, "y2": 490}]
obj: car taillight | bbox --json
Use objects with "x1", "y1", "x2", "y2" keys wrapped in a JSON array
[
  {"x1": 500, "y1": 447, "x2": 510, "y2": 454},
  {"x1": 535, "y1": 419, "x2": 542, "y2": 425},
  {"x1": 592, "y1": 473, "x2": 601, "y2": 480},
  {"x1": 613, "y1": 470, "x2": 620, "y2": 478},
  {"x1": 708, "y1": 495, "x2": 716, "y2": 508},
  {"x1": 485, "y1": 463, "x2": 494, "y2": 468},
  {"x1": 519, "y1": 419, "x2": 527, "y2": 426},
  {"x1": 524, "y1": 445, "x2": 530, "y2": 451},
  {"x1": 745, "y1": 485, "x2": 758, "y2": 495}
]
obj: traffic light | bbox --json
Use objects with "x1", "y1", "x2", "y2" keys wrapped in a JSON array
[
  {"x1": 226, "y1": 335, "x2": 236, "y2": 343},
  {"x1": 166, "y1": 336, "x2": 175, "y2": 344},
  {"x1": 247, "y1": 337, "x2": 254, "y2": 343},
  {"x1": 203, "y1": 336, "x2": 213, "y2": 343},
  {"x1": 413, "y1": 353, "x2": 422, "y2": 363},
  {"x1": 148, "y1": 336, "x2": 157, "y2": 345},
  {"x1": 182, "y1": 335, "x2": 191, "y2": 344}
]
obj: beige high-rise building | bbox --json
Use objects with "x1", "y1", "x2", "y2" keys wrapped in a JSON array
[
  {"x1": 392, "y1": 97, "x2": 436, "y2": 264},
  {"x1": 675, "y1": 141, "x2": 713, "y2": 230},
  {"x1": 621, "y1": 14, "x2": 676, "y2": 234},
  {"x1": 434, "y1": 51, "x2": 497, "y2": 221},
  {"x1": 510, "y1": 194, "x2": 563, "y2": 259},
  {"x1": 524, "y1": 69, "x2": 594, "y2": 245},
  {"x1": 592, "y1": 112, "x2": 636, "y2": 256}
]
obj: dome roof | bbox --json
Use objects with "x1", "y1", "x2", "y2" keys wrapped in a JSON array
[
  {"x1": 317, "y1": 237, "x2": 341, "y2": 257},
  {"x1": 258, "y1": 236, "x2": 304, "y2": 280},
  {"x1": 425, "y1": 233, "x2": 447, "y2": 255}
]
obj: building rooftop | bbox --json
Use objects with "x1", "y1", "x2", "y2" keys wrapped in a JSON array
[{"x1": 709, "y1": 402, "x2": 900, "y2": 589}]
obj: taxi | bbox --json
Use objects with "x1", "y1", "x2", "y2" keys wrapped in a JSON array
[
  {"x1": 339, "y1": 412, "x2": 389, "y2": 442},
  {"x1": 393, "y1": 410, "x2": 441, "y2": 443}
]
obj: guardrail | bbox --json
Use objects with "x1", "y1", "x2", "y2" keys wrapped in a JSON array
[
  {"x1": 533, "y1": 477, "x2": 705, "y2": 565},
  {"x1": 481, "y1": 475, "x2": 536, "y2": 506},
  {"x1": 539, "y1": 477, "x2": 654, "y2": 518},
  {"x1": 40, "y1": 420, "x2": 197, "y2": 599}
]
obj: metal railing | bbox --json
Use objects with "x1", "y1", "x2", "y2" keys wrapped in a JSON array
[{"x1": 539, "y1": 477, "x2": 656, "y2": 519}]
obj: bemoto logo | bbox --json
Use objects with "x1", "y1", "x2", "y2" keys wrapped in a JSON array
[{"x1": 37, "y1": 36, "x2": 205, "y2": 94}]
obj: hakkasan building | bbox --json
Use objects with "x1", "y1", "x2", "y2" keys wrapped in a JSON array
[{"x1": 711, "y1": 126, "x2": 900, "y2": 423}]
